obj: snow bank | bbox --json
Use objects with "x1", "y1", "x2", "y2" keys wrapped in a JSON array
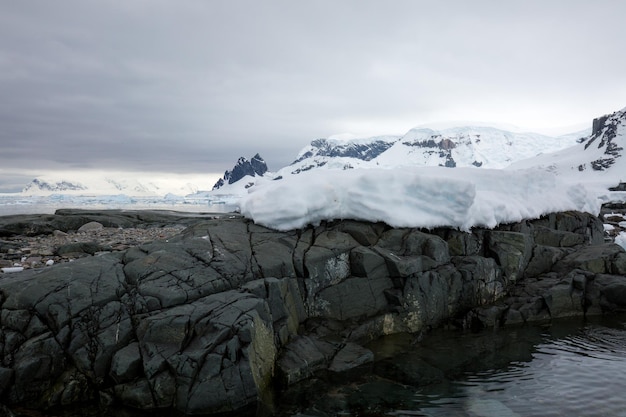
[
  {"x1": 239, "y1": 167, "x2": 601, "y2": 231},
  {"x1": 616, "y1": 232, "x2": 626, "y2": 251}
]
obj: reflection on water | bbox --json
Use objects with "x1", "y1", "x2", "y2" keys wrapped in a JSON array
[
  {"x1": 414, "y1": 320, "x2": 626, "y2": 417},
  {"x1": 277, "y1": 315, "x2": 626, "y2": 417}
]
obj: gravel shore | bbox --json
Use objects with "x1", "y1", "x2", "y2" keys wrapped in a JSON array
[
  {"x1": 0, "y1": 209, "x2": 235, "y2": 273},
  {"x1": 0, "y1": 223, "x2": 186, "y2": 271}
]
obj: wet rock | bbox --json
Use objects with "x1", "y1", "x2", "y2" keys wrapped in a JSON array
[
  {"x1": 595, "y1": 274, "x2": 626, "y2": 313},
  {"x1": 328, "y1": 343, "x2": 374, "y2": 373},
  {"x1": 543, "y1": 278, "x2": 585, "y2": 318},
  {"x1": 277, "y1": 336, "x2": 337, "y2": 386}
]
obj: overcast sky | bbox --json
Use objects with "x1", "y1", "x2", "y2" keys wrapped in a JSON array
[{"x1": 1, "y1": 0, "x2": 626, "y2": 192}]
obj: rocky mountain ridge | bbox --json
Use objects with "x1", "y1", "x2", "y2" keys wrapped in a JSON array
[
  {"x1": 212, "y1": 153, "x2": 268, "y2": 190},
  {"x1": 582, "y1": 108, "x2": 625, "y2": 171},
  {"x1": 508, "y1": 106, "x2": 625, "y2": 176}
]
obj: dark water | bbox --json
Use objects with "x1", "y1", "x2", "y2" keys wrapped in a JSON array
[
  {"x1": 275, "y1": 315, "x2": 626, "y2": 417},
  {"x1": 17, "y1": 316, "x2": 626, "y2": 416}
]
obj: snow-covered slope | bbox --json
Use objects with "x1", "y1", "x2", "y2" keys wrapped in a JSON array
[
  {"x1": 288, "y1": 136, "x2": 400, "y2": 173},
  {"x1": 508, "y1": 107, "x2": 625, "y2": 188},
  {"x1": 283, "y1": 126, "x2": 584, "y2": 176}
]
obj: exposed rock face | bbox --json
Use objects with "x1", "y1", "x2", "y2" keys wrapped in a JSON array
[
  {"x1": 0, "y1": 209, "x2": 622, "y2": 415},
  {"x1": 583, "y1": 108, "x2": 625, "y2": 171},
  {"x1": 212, "y1": 154, "x2": 268, "y2": 190},
  {"x1": 291, "y1": 138, "x2": 395, "y2": 169}
]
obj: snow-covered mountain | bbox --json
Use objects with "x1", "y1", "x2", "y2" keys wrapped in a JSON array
[
  {"x1": 212, "y1": 154, "x2": 268, "y2": 190},
  {"x1": 22, "y1": 179, "x2": 88, "y2": 193},
  {"x1": 285, "y1": 126, "x2": 585, "y2": 175},
  {"x1": 508, "y1": 107, "x2": 625, "y2": 184},
  {"x1": 20, "y1": 173, "x2": 208, "y2": 197},
  {"x1": 210, "y1": 124, "x2": 587, "y2": 197}
]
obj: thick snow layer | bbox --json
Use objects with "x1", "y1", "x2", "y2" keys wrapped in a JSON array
[{"x1": 240, "y1": 167, "x2": 600, "y2": 231}]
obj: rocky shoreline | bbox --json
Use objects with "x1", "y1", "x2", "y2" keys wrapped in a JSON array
[
  {"x1": 0, "y1": 209, "x2": 231, "y2": 272},
  {"x1": 0, "y1": 208, "x2": 624, "y2": 416}
]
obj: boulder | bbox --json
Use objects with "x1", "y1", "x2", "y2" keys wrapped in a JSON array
[
  {"x1": 525, "y1": 245, "x2": 569, "y2": 277},
  {"x1": 77, "y1": 221, "x2": 104, "y2": 232},
  {"x1": 554, "y1": 243, "x2": 625, "y2": 274},
  {"x1": 533, "y1": 226, "x2": 585, "y2": 247},
  {"x1": 594, "y1": 274, "x2": 626, "y2": 313},
  {"x1": 56, "y1": 241, "x2": 105, "y2": 256},
  {"x1": 328, "y1": 342, "x2": 374, "y2": 373},
  {"x1": 276, "y1": 335, "x2": 337, "y2": 386}
]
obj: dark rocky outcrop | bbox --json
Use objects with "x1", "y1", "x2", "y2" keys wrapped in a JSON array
[
  {"x1": 212, "y1": 154, "x2": 268, "y2": 190},
  {"x1": 582, "y1": 108, "x2": 625, "y2": 171},
  {"x1": 0, "y1": 209, "x2": 218, "y2": 237},
  {"x1": 0, "y1": 209, "x2": 623, "y2": 415},
  {"x1": 292, "y1": 139, "x2": 395, "y2": 165}
]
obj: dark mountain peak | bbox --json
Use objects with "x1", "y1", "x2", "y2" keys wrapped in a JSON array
[
  {"x1": 582, "y1": 108, "x2": 625, "y2": 171},
  {"x1": 212, "y1": 154, "x2": 268, "y2": 190}
]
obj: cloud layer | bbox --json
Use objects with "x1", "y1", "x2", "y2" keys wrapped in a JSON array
[{"x1": 1, "y1": 0, "x2": 626, "y2": 191}]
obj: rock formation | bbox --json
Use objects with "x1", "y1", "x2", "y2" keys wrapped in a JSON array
[
  {"x1": 0, "y1": 209, "x2": 624, "y2": 415},
  {"x1": 212, "y1": 154, "x2": 268, "y2": 190}
]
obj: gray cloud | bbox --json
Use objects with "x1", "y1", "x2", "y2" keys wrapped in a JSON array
[{"x1": 1, "y1": 0, "x2": 626, "y2": 188}]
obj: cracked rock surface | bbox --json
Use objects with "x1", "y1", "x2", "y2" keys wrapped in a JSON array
[{"x1": 0, "y1": 209, "x2": 624, "y2": 415}]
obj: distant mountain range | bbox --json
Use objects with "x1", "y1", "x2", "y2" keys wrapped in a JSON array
[
  {"x1": 286, "y1": 126, "x2": 585, "y2": 173},
  {"x1": 211, "y1": 123, "x2": 593, "y2": 194},
  {"x1": 20, "y1": 175, "x2": 202, "y2": 196}
]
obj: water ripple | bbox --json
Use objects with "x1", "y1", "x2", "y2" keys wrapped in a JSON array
[{"x1": 413, "y1": 320, "x2": 626, "y2": 417}]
